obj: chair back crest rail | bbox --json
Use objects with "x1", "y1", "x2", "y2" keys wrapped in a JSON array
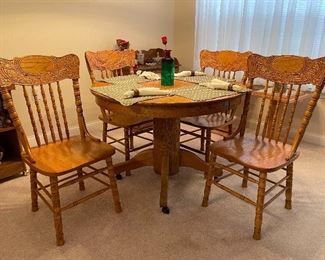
[
  {"x1": 246, "y1": 54, "x2": 325, "y2": 158},
  {"x1": 200, "y1": 49, "x2": 252, "y2": 83},
  {"x1": 0, "y1": 54, "x2": 89, "y2": 163},
  {"x1": 85, "y1": 49, "x2": 135, "y2": 83}
]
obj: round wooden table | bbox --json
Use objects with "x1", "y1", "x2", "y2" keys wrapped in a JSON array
[{"x1": 91, "y1": 80, "x2": 243, "y2": 213}]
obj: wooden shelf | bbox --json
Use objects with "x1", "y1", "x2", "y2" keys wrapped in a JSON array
[
  {"x1": 0, "y1": 90, "x2": 25, "y2": 181},
  {"x1": 0, "y1": 160, "x2": 25, "y2": 179},
  {"x1": 0, "y1": 126, "x2": 15, "y2": 133}
]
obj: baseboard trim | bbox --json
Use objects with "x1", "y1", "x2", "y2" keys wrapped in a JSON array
[
  {"x1": 245, "y1": 119, "x2": 325, "y2": 147},
  {"x1": 26, "y1": 120, "x2": 325, "y2": 147},
  {"x1": 302, "y1": 132, "x2": 325, "y2": 147}
]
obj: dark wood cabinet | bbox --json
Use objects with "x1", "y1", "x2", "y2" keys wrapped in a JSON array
[
  {"x1": 0, "y1": 91, "x2": 25, "y2": 180},
  {"x1": 136, "y1": 48, "x2": 180, "y2": 73}
]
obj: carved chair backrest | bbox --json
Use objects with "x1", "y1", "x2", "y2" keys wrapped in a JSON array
[
  {"x1": 0, "y1": 54, "x2": 83, "y2": 161},
  {"x1": 246, "y1": 54, "x2": 325, "y2": 157},
  {"x1": 200, "y1": 50, "x2": 252, "y2": 84},
  {"x1": 85, "y1": 49, "x2": 135, "y2": 84}
]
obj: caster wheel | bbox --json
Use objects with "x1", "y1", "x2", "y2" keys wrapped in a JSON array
[
  {"x1": 116, "y1": 174, "x2": 123, "y2": 180},
  {"x1": 161, "y1": 206, "x2": 170, "y2": 214}
]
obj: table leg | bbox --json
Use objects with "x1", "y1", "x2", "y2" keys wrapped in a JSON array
[
  {"x1": 153, "y1": 118, "x2": 180, "y2": 176},
  {"x1": 113, "y1": 149, "x2": 153, "y2": 175},
  {"x1": 160, "y1": 153, "x2": 170, "y2": 214},
  {"x1": 153, "y1": 118, "x2": 180, "y2": 213}
]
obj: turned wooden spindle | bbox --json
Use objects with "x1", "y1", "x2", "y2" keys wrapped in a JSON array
[
  {"x1": 31, "y1": 85, "x2": 48, "y2": 144},
  {"x1": 23, "y1": 85, "x2": 41, "y2": 146},
  {"x1": 275, "y1": 84, "x2": 293, "y2": 142},
  {"x1": 56, "y1": 81, "x2": 70, "y2": 139},
  {"x1": 48, "y1": 83, "x2": 64, "y2": 141},
  {"x1": 40, "y1": 84, "x2": 56, "y2": 142},
  {"x1": 268, "y1": 84, "x2": 285, "y2": 141}
]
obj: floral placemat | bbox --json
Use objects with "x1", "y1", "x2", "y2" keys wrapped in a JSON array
[
  {"x1": 101, "y1": 74, "x2": 149, "y2": 84},
  {"x1": 171, "y1": 85, "x2": 236, "y2": 101},
  {"x1": 92, "y1": 75, "x2": 240, "y2": 106},
  {"x1": 93, "y1": 81, "x2": 164, "y2": 106},
  {"x1": 174, "y1": 75, "x2": 216, "y2": 84}
]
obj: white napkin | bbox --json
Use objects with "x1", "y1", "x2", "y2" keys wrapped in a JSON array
[
  {"x1": 200, "y1": 78, "x2": 246, "y2": 92},
  {"x1": 123, "y1": 87, "x2": 171, "y2": 98},
  {"x1": 174, "y1": 71, "x2": 206, "y2": 77},
  {"x1": 136, "y1": 70, "x2": 160, "y2": 80}
]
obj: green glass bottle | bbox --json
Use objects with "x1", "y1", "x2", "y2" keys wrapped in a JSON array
[{"x1": 161, "y1": 50, "x2": 174, "y2": 86}]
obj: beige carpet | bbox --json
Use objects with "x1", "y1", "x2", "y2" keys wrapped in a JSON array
[{"x1": 1, "y1": 129, "x2": 325, "y2": 260}]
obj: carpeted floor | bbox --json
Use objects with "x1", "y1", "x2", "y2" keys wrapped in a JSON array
[{"x1": 1, "y1": 128, "x2": 325, "y2": 260}]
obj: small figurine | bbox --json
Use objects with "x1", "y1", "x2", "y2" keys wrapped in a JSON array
[{"x1": 116, "y1": 39, "x2": 130, "y2": 51}]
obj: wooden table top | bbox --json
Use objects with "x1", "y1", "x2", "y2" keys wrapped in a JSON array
[{"x1": 91, "y1": 79, "x2": 243, "y2": 118}]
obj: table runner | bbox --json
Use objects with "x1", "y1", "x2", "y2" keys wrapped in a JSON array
[{"x1": 92, "y1": 75, "x2": 241, "y2": 106}]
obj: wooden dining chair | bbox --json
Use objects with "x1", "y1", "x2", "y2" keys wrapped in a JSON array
[
  {"x1": 0, "y1": 54, "x2": 122, "y2": 246},
  {"x1": 202, "y1": 54, "x2": 325, "y2": 240},
  {"x1": 85, "y1": 49, "x2": 153, "y2": 178},
  {"x1": 181, "y1": 50, "x2": 252, "y2": 162}
]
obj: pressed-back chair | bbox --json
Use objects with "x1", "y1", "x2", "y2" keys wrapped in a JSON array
[
  {"x1": 181, "y1": 50, "x2": 252, "y2": 162},
  {"x1": 202, "y1": 54, "x2": 325, "y2": 240},
  {"x1": 0, "y1": 54, "x2": 122, "y2": 246},
  {"x1": 85, "y1": 49, "x2": 153, "y2": 178}
]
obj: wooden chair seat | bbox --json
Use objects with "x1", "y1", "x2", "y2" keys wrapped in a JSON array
[
  {"x1": 210, "y1": 134, "x2": 299, "y2": 172},
  {"x1": 182, "y1": 113, "x2": 235, "y2": 129},
  {"x1": 98, "y1": 113, "x2": 152, "y2": 128},
  {"x1": 28, "y1": 136, "x2": 115, "y2": 176}
]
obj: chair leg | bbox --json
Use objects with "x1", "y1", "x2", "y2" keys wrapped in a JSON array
[
  {"x1": 228, "y1": 124, "x2": 233, "y2": 135},
  {"x1": 242, "y1": 167, "x2": 249, "y2": 188},
  {"x1": 129, "y1": 128, "x2": 134, "y2": 150},
  {"x1": 124, "y1": 128, "x2": 131, "y2": 176},
  {"x1": 200, "y1": 129, "x2": 205, "y2": 151},
  {"x1": 204, "y1": 129, "x2": 211, "y2": 163},
  {"x1": 102, "y1": 122, "x2": 108, "y2": 142},
  {"x1": 253, "y1": 171, "x2": 267, "y2": 240},
  {"x1": 49, "y1": 176, "x2": 64, "y2": 246},
  {"x1": 202, "y1": 153, "x2": 217, "y2": 207},
  {"x1": 106, "y1": 158, "x2": 122, "y2": 213},
  {"x1": 285, "y1": 163, "x2": 293, "y2": 209},
  {"x1": 30, "y1": 169, "x2": 39, "y2": 212},
  {"x1": 160, "y1": 153, "x2": 170, "y2": 214},
  {"x1": 77, "y1": 169, "x2": 85, "y2": 191}
]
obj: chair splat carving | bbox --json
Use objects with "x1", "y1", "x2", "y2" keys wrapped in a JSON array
[
  {"x1": 85, "y1": 49, "x2": 135, "y2": 85},
  {"x1": 248, "y1": 54, "x2": 325, "y2": 152}
]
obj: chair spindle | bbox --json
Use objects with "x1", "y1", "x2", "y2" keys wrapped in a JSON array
[
  {"x1": 40, "y1": 84, "x2": 56, "y2": 142},
  {"x1": 56, "y1": 81, "x2": 70, "y2": 139},
  {"x1": 23, "y1": 85, "x2": 41, "y2": 146},
  {"x1": 48, "y1": 83, "x2": 64, "y2": 141},
  {"x1": 31, "y1": 85, "x2": 48, "y2": 144}
]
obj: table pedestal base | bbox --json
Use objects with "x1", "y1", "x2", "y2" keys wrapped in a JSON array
[
  {"x1": 113, "y1": 148, "x2": 209, "y2": 213},
  {"x1": 113, "y1": 118, "x2": 211, "y2": 213}
]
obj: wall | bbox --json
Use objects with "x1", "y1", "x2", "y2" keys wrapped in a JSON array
[
  {"x1": 0, "y1": 0, "x2": 175, "y2": 136},
  {"x1": 173, "y1": 0, "x2": 325, "y2": 146},
  {"x1": 174, "y1": 0, "x2": 195, "y2": 71}
]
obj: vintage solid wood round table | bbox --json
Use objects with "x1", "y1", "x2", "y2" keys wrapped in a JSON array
[{"x1": 91, "y1": 79, "x2": 243, "y2": 213}]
